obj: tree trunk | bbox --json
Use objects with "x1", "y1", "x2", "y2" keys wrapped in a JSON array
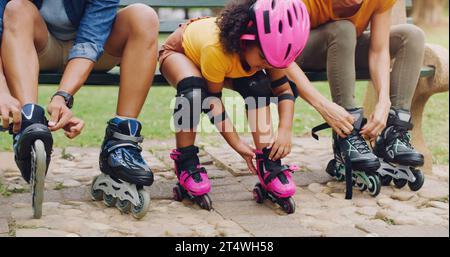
[{"x1": 412, "y1": 0, "x2": 445, "y2": 25}]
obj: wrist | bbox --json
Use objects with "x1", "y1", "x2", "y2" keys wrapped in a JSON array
[
  {"x1": 278, "y1": 126, "x2": 292, "y2": 133},
  {"x1": 377, "y1": 98, "x2": 391, "y2": 108},
  {"x1": 52, "y1": 91, "x2": 74, "y2": 109},
  {"x1": 52, "y1": 95, "x2": 66, "y2": 103}
]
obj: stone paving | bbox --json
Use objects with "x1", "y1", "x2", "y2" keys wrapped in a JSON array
[{"x1": 0, "y1": 136, "x2": 448, "y2": 237}]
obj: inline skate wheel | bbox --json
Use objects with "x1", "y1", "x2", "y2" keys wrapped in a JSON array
[
  {"x1": 131, "y1": 189, "x2": 151, "y2": 220},
  {"x1": 367, "y1": 174, "x2": 381, "y2": 197},
  {"x1": 380, "y1": 175, "x2": 393, "y2": 186},
  {"x1": 116, "y1": 199, "x2": 131, "y2": 214},
  {"x1": 408, "y1": 168, "x2": 425, "y2": 192},
  {"x1": 197, "y1": 194, "x2": 212, "y2": 211},
  {"x1": 31, "y1": 140, "x2": 47, "y2": 219},
  {"x1": 281, "y1": 198, "x2": 296, "y2": 214},
  {"x1": 393, "y1": 178, "x2": 407, "y2": 189},
  {"x1": 103, "y1": 194, "x2": 117, "y2": 207},
  {"x1": 325, "y1": 159, "x2": 337, "y2": 177},
  {"x1": 90, "y1": 176, "x2": 103, "y2": 201},
  {"x1": 356, "y1": 182, "x2": 367, "y2": 191},
  {"x1": 253, "y1": 184, "x2": 265, "y2": 204},
  {"x1": 173, "y1": 185, "x2": 183, "y2": 202}
]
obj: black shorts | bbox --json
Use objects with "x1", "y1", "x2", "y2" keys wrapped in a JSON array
[{"x1": 231, "y1": 71, "x2": 299, "y2": 109}]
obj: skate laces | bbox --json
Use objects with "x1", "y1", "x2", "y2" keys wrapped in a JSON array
[
  {"x1": 392, "y1": 126, "x2": 413, "y2": 149},
  {"x1": 347, "y1": 130, "x2": 371, "y2": 154}
]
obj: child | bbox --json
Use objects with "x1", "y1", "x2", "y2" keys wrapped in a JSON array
[{"x1": 160, "y1": 0, "x2": 349, "y2": 213}]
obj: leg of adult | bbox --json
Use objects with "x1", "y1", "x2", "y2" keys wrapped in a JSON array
[
  {"x1": 356, "y1": 24, "x2": 425, "y2": 110},
  {"x1": 1, "y1": 0, "x2": 49, "y2": 105},
  {"x1": 103, "y1": 4, "x2": 159, "y2": 118},
  {"x1": 296, "y1": 20, "x2": 358, "y2": 109}
]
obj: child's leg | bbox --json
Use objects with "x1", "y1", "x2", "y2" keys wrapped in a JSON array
[
  {"x1": 161, "y1": 53, "x2": 204, "y2": 148},
  {"x1": 161, "y1": 53, "x2": 211, "y2": 207},
  {"x1": 247, "y1": 105, "x2": 274, "y2": 150},
  {"x1": 1, "y1": 0, "x2": 49, "y2": 104}
]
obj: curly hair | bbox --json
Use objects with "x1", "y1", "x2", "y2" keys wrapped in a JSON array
[{"x1": 216, "y1": 0, "x2": 257, "y2": 56}]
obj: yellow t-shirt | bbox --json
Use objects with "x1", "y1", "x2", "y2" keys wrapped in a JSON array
[
  {"x1": 304, "y1": 0, "x2": 397, "y2": 36},
  {"x1": 182, "y1": 17, "x2": 258, "y2": 84}
]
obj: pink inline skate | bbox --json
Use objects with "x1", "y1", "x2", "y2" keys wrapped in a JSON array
[
  {"x1": 170, "y1": 145, "x2": 212, "y2": 210},
  {"x1": 253, "y1": 148, "x2": 298, "y2": 214}
]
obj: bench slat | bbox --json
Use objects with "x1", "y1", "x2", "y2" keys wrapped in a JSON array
[
  {"x1": 160, "y1": 20, "x2": 185, "y2": 33},
  {"x1": 39, "y1": 67, "x2": 435, "y2": 86},
  {"x1": 119, "y1": 0, "x2": 227, "y2": 8}
]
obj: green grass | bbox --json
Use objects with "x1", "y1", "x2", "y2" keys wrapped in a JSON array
[
  {"x1": 1, "y1": 83, "x2": 447, "y2": 164},
  {"x1": 0, "y1": 12, "x2": 448, "y2": 164}
]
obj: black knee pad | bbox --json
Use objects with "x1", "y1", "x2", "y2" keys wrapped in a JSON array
[
  {"x1": 232, "y1": 71, "x2": 272, "y2": 110},
  {"x1": 173, "y1": 77, "x2": 208, "y2": 130}
]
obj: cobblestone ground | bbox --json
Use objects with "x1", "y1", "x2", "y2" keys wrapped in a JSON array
[{"x1": 0, "y1": 136, "x2": 448, "y2": 237}]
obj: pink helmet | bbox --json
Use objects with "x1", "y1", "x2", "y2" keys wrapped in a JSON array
[{"x1": 241, "y1": 0, "x2": 311, "y2": 69}]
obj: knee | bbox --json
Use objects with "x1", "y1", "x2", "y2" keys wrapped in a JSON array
[
  {"x1": 123, "y1": 4, "x2": 159, "y2": 41},
  {"x1": 327, "y1": 20, "x2": 357, "y2": 50},
  {"x1": 3, "y1": 0, "x2": 37, "y2": 30},
  {"x1": 395, "y1": 24, "x2": 425, "y2": 52},
  {"x1": 173, "y1": 77, "x2": 208, "y2": 130}
]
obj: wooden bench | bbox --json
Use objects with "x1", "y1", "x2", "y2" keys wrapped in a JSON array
[{"x1": 38, "y1": 0, "x2": 448, "y2": 173}]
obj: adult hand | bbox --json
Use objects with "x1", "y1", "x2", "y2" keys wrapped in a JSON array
[
  {"x1": 318, "y1": 101, "x2": 355, "y2": 138},
  {"x1": 0, "y1": 93, "x2": 21, "y2": 133},
  {"x1": 47, "y1": 96, "x2": 73, "y2": 132},
  {"x1": 361, "y1": 101, "x2": 391, "y2": 141},
  {"x1": 62, "y1": 117, "x2": 85, "y2": 139}
]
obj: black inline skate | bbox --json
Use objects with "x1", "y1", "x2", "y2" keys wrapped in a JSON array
[
  {"x1": 373, "y1": 107, "x2": 425, "y2": 191},
  {"x1": 312, "y1": 108, "x2": 381, "y2": 199},
  {"x1": 91, "y1": 118, "x2": 153, "y2": 219},
  {"x1": 10, "y1": 104, "x2": 53, "y2": 219}
]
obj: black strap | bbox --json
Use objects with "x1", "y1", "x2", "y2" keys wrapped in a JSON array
[
  {"x1": 176, "y1": 146, "x2": 200, "y2": 162},
  {"x1": 101, "y1": 140, "x2": 142, "y2": 159},
  {"x1": 278, "y1": 94, "x2": 296, "y2": 103},
  {"x1": 183, "y1": 167, "x2": 208, "y2": 183},
  {"x1": 392, "y1": 119, "x2": 414, "y2": 130},
  {"x1": 271, "y1": 76, "x2": 289, "y2": 89},
  {"x1": 344, "y1": 158, "x2": 353, "y2": 200},
  {"x1": 263, "y1": 165, "x2": 291, "y2": 185},
  {"x1": 311, "y1": 123, "x2": 331, "y2": 140}
]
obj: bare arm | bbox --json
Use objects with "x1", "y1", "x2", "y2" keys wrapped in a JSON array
[
  {"x1": 285, "y1": 62, "x2": 354, "y2": 137},
  {"x1": 360, "y1": 9, "x2": 392, "y2": 139},
  {"x1": 58, "y1": 58, "x2": 95, "y2": 96},
  {"x1": 265, "y1": 68, "x2": 295, "y2": 160},
  {"x1": 46, "y1": 58, "x2": 93, "y2": 132},
  {"x1": 206, "y1": 81, "x2": 257, "y2": 173},
  {"x1": 0, "y1": 52, "x2": 21, "y2": 133}
]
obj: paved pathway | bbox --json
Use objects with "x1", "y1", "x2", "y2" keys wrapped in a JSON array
[{"x1": 0, "y1": 136, "x2": 448, "y2": 237}]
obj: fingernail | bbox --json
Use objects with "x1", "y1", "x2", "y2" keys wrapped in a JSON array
[{"x1": 48, "y1": 122, "x2": 55, "y2": 126}]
